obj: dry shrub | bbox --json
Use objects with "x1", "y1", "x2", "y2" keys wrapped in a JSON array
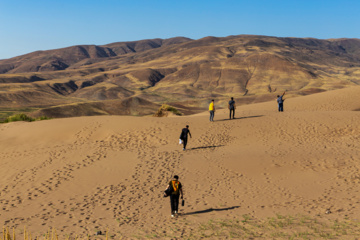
[{"x1": 153, "y1": 104, "x2": 182, "y2": 117}]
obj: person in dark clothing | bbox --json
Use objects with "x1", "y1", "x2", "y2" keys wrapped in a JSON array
[
  {"x1": 277, "y1": 91, "x2": 286, "y2": 112},
  {"x1": 179, "y1": 125, "x2": 192, "y2": 150},
  {"x1": 228, "y1": 97, "x2": 236, "y2": 119},
  {"x1": 165, "y1": 175, "x2": 183, "y2": 217}
]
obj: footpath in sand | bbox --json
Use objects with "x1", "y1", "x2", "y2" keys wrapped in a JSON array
[{"x1": 0, "y1": 86, "x2": 359, "y2": 239}]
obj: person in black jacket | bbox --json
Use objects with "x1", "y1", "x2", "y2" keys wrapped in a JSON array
[
  {"x1": 165, "y1": 175, "x2": 183, "y2": 217},
  {"x1": 228, "y1": 97, "x2": 236, "y2": 119},
  {"x1": 179, "y1": 125, "x2": 192, "y2": 150}
]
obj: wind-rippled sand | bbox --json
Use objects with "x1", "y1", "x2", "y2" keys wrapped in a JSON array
[{"x1": 0, "y1": 86, "x2": 359, "y2": 239}]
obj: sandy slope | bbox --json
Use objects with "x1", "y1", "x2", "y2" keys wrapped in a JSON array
[{"x1": 0, "y1": 86, "x2": 359, "y2": 238}]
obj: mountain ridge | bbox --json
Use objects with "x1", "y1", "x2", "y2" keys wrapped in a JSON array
[
  {"x1": 0, "y1": 37, "x2": 192, "y2": 74},
  {"x1": 0, "y1": 35, "x2": 360, "y2": 118}
]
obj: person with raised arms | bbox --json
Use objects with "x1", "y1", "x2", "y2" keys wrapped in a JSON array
[{"x1": 277, "y1": 91, "x2": 286, "y2": 112}]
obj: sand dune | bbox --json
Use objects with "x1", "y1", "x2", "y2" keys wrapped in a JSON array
[{"x1": 0, "y1": 86, "x2": 359, "y2": 238}]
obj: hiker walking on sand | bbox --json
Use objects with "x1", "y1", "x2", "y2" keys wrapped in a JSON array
[
  {"x1": 277, "y1": 91, "x2": 286, "y2": 112},
  {"x1": 228, "y1": 97, "x2": 236, "y2": 119},
  {"x1": 209, "y1": 99, "x2": 215, "y2": 122},
  {"x1": 179, "y1": 125, "x2": 192, "y2": 151},
  {"x1": 165, "y1": 175, "x2": 183, "y2": 217}
]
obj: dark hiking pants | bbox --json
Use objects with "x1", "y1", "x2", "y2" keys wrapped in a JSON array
[
  {"x1": 278, "y1": 103, "x2": 284, "y2": 112},
  {"x1": 230, "y1": 108, "x2": 235, "y2": 119},
  {"x1": 209, "y1": 111, "x2": 214, "y2": 121},
  {"x1": 170, "y1": 194, "x2": 180, "y2": 213},
  {"x1": 183, "y1": 138, "x2": 188, "y2": 149}
]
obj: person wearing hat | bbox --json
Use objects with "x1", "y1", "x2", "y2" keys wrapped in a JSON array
[{"x1": 165, "y1": 175, "x2": 183, "y2": 217}]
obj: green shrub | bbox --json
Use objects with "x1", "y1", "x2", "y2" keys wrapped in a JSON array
[
  {"x1": 35, "y1": 116, "x2": 51, "y2": 121},
  {"x1": 1, "y1": 114, "x2": 51, "y2": 123},
  {"x1": 3, "y1": 114, "x2": 34, "y2": 123}
]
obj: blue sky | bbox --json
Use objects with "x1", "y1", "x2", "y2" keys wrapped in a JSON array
[{"x1": 1, "y1": 0, "x2": 359, "y2": 59}]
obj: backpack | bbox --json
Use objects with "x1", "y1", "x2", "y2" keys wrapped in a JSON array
[
  {"x1": 171, "y1": 180, "x2": 180, "y2": 195},
  {"x1": 163, "y1": 184, "x2": 174, "y2": 197}
]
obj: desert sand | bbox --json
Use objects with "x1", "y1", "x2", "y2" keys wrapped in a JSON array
[{"x1": 0, "y1": 86, "x2": 359, "y2": 239}]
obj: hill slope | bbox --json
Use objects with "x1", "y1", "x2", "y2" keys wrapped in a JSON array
[{"x1": 0, "y1": 35, "x2": 360, "y2": 118}]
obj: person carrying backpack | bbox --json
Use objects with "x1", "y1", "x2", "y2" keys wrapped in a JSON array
[
  {"x1": 165, "y1": 175, "x2": 183, "y2": 217},
  {"x1": 277, "y1": 91, "x2": 286, "y2": 112},
  {"x1": 179, "y1": 125, "x2": 192, "y2": 151}
]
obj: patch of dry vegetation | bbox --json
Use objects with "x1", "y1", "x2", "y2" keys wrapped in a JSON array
[
  {"x1": 135, "y1": 215, "x2": 360, "y2": 239},
  {"x1": 1, "y1": 227, "x2": 111, "y2": 240},
  {"x1": 153, "y1": 104, "x2": 182, "y2": 117},
  {"x1": 2, "y1": 216, "x2": 359, "y2": 239}
]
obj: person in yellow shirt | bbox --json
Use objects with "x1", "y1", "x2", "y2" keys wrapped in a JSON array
[{"x1": 209, "y1": 99, "x2": 215, "y2": 122}]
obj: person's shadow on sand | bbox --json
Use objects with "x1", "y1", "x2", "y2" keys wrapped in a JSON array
[
  {"x1": 182, "y1": 206, "x2": 240, "y2": 216},
  {"x1": 188, "y1": 145, "x2": 224, "y2": 150},
  {"x1": 215, "y1": 115, "x2": 264, "y2": 122}
]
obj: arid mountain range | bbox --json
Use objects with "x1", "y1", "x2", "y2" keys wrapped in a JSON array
[{"x1": 0, "y1": 35, "x2": 360, "y2": 118}]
